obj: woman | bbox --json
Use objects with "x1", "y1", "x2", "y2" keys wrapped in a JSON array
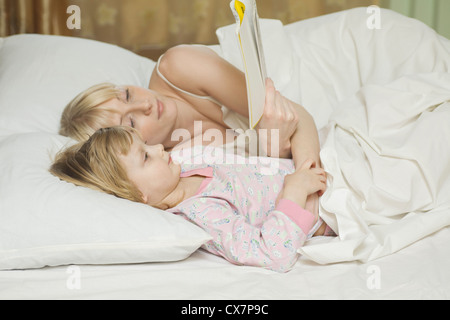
[{"x1": 59, "y1": 45, "x2": 321, "y2": 171}]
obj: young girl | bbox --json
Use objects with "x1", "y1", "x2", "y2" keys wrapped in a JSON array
[{"x1": 50, "y1": 126, "x2": 334, "y2": 273}]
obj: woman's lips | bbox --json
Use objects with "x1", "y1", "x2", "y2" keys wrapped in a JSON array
[{"x1": 157, "y1": 100, "x2": 164, "y2": 119}]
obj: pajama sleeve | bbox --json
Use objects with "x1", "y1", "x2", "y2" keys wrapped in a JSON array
[{"x1": 176, "y1": 198, "x2": 316, "y2": 273}]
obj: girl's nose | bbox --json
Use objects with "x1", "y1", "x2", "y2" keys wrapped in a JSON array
[{"x1": 150, "y1": 144, "x2": 164, "y2": 155}]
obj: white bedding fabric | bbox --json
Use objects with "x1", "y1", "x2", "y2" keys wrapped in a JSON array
[
  {"x1": 284, "y1": 8, "x2": 450, "y2": 264},
  {"x1": 1, "y1": 227, "x2": 449, "y2": 299},
  {"x1": 219, "y1": 8, "x2": 450, "y2": 265},
  {"x1": 301, "y1": 75, "x2": 450, "y2": 264},
  {"x1": 1, "y1": 8, "x2": 450, "y2": 299}
]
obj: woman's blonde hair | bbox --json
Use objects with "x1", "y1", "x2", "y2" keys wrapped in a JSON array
[
  {"x1": 50, "y1": 126, "x2": 144, "y2": 203},
  {"x1": 60, "y1": 83, "x2": 121, "y2": 142}
]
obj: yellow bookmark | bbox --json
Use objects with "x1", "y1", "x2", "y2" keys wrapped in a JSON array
[{"x1": 235, "y1": 0, "x2": 246, "y2": 25}]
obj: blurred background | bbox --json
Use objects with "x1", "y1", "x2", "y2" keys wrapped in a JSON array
[{"x1": 1, "y1": 0, "x2": 449, "y2": 61}]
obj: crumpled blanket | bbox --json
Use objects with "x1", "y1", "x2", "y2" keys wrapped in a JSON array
[
  {"x1": 217, "y1": 8, "x2": 450, "y2": 263},
  {"x1": 301, "y1": 74, "x2": 450, "y2": 263}
]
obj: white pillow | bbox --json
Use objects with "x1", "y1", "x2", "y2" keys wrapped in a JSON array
[
  {"x1": 0, "y1": 34, "x2": 211, "y2": 270},
  {"x1": 0, "y1": 34, "x2": 155, "y2": 137},
  {"x1": 0, "y1": 132, "x2": 212, "y2": 270}
]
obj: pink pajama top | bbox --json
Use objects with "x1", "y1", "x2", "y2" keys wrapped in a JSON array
[{"x1": 166, "y1": 159, "x2": 327, "y2": 273}]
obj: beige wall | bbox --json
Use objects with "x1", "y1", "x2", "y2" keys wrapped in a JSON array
[
  {"x1": 4, "y1": 0, "x2": 447, "y2": 60},
  {"x1": 69, "y1": 0, "x2": 381, "y2": 60},
  {"x1": 0, "y1": 0, "x2": 380, "y2": 60}
]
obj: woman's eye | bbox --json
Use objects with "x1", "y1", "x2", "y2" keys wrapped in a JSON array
[
  {"x1": 144, "y1": 152, "x2": 149, "y2": 162},
  {"x1": 126, "y1": 89, "x2": 130, "y2": 102},
  {"x1": 129, "y1": 117, "x2": 135, "y2": 128}
]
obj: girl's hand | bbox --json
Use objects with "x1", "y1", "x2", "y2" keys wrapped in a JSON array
[
  {"x1": 256, "y1": 78, "x2": 299, "y2": 158},
  {"x1": 278, "y1": 159, "x2": 327, "y2": 209}
]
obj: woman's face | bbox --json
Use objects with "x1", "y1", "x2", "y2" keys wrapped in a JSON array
[{"x1": 98, "y1": 85, "x2": 178, "y2": 146}]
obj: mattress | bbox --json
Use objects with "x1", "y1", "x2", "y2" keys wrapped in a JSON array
[{"x1": 1, "y1": 227, "x2": 449, "y2": 299}]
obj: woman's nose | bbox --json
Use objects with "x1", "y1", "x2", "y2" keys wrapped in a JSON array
[
  {"x1": 128, "y1": 99, "x2": 151, "y2": 115},
  {"x1": 143, "y1": 100, "x2": 152, "y2": 116}
]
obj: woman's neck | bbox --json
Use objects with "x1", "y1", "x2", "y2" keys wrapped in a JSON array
[{"x1": 165, "y1": 98, "x2": 232, "y2": 150}]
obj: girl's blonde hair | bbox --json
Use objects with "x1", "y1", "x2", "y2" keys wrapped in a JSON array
[
  {"x1": 50, "y1": 126, "x2": 144, "y2": 203},
  {"x1": 60, "y1": 83, "x2": 121, "y2": 142}
]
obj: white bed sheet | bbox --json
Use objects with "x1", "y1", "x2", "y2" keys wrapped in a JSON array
[
  {"x1": 1, "y1": 226, "x2": 449, "y2": 300},
  {"x1": 1, "y1": 8, "x2": 450, "y2": 300}
]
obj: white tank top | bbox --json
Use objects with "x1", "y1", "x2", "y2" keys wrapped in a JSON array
[
  {"x1": 156, "y1": 54, "x2": 262, "y2": 156},
  {"x1": 156, "y1": 55, "x2": 250, "y2": 132}
]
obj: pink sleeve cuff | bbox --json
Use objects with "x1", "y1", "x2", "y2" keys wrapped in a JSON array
[{"x1": 275, "y1": 199, "x2": 316, "y2": 235}]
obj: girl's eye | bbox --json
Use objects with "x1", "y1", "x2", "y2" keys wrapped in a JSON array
[
  {"x1": 129, "y1": 117, "x2": 135, "y2": 128},
  {"x1": 144, "y1": 152, "x2": 149, "y2": 162},
  {"x1": 126, "y1": 89, "x2": 130, "y2": 102}
]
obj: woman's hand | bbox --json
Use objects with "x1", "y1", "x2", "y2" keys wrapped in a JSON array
[
  {"x1": 277, "y1": 159, "x2": 327, "y2": 211},
  {"x1": 256, "y1": 78, "x2": 299, "y2": 159}
]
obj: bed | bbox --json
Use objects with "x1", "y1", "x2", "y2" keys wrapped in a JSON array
[{"x1": 1, "y1": 8, "x2": 449, "y2": 300}]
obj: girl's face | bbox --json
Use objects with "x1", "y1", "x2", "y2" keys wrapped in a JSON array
[
  {"x1": 118, "y1": 132, "x2": 181, "y2": 207},
  {"x1": 98, "y1": 85, "x2": 178, "y2": 147}
]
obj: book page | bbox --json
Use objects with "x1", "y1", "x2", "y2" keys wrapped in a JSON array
[{"x1": 230, "y1": 0, "x2": 267, "y2": 129}]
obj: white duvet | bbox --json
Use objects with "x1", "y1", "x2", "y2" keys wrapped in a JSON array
[
  {"x1": 219, "y1": 8, "x2": 450, "y2": 264},
  {"x1": 303, "y1": 74, "x2": 450, "y2": 264}
]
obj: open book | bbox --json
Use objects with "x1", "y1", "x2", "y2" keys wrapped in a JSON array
[{"x1": 230, "y1": 0, "x2": 267, "y2": 129}]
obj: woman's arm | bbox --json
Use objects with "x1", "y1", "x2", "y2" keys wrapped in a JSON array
[
  {"x1": 289, "y1": 103, "x2": 322, "y2": 170},
  {"x1": 259, "y1": 79, "x2": 321, "y2": 168},
  {"x1": 156, "y1": 45, "x2": 249, "y2": 117},
  {"x1": 157, "y1": 45, "x2": 312, "y2": 163}
]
